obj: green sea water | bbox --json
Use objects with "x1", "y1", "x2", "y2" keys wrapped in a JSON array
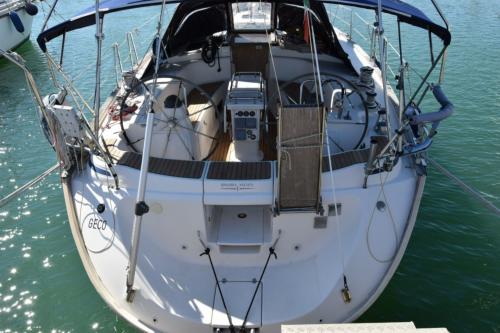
[{"x1": 1, "y1": 1, "x2": 499, "y2": 332}]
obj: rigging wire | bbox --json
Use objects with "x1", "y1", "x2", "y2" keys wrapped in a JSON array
[
  {"x1": 428, "y1": 158, "x2": 500, "y2": 217},
  {"x1": 239, "y1": 231, "x2": 281, "y2": 332},
  {"x1": 200, "y1": 247, "x2": 235, "y2": 333},
  {"x1": 240, "y1": 245, "x2": 278, "y2": 332},
  {"x1": 0, "y1": 164, "x2": 59, "y2": 209},
  {"x1": 198, "y1": 229, "x2": 235, "y2": 332}
]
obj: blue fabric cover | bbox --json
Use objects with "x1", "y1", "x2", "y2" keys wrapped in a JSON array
[{"x1": 9, "y1": 11, "x2": 25, "y2": 33}]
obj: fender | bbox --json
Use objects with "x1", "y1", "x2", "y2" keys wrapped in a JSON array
[{"x1": 9, "y1": 11, "x2": 25, "y2": 33}]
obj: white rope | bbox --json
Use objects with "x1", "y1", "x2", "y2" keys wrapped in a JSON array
[{"x1": 365, "y1": 160, "x2": 399, "y2": 263}]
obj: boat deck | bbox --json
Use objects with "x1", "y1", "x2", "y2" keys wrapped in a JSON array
[{"x1": 101, "y1": 132, "x2": 388, "y2": 178}]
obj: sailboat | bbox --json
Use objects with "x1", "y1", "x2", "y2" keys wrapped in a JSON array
[
  {"x1": 12, "y1": 0, "x2": 454, "y2": 331},
  {"x1": 0, "y1": 0, "x2": 37, "y2": 52}
]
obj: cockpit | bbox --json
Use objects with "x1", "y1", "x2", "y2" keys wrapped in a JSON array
[{"x1": 103, "y1": 0, "x2": 368, "y2": 163}]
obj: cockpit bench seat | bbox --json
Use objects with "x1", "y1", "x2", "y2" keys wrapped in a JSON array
[{"x1": 186, "y1": 81, "x2": 227, "y2": 121}]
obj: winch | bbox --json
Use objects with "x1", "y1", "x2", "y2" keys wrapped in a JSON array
[{"x1": 225, "y1": 72, "x2": 265, "y2": 161}]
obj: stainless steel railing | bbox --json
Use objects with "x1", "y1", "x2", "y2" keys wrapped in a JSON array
[{"x1": 329, "y1": 4, "x2": 407, "y2": 84}]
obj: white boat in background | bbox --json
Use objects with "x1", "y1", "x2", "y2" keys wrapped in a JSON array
[
  {"x1": 0, "y1": 0, "x2": 37, "y2": 52},
  {"x1": 3, "y1": 0, "x2": 454, "y2": 332}
]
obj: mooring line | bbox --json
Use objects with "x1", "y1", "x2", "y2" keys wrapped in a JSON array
[
  {"x1": 0, "y1": 164, "x2": 59, "y2": 208},
  {"x1": 429, "y1": 158, "x2": 500, "y2": 217}
]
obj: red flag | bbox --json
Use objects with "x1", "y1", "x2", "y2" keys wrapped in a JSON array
[
  {"x1": 303, "y1": 0, "x2": 311, "y2": 44},
  {"x1": 303, "y1": 11, "x2": 310, "y2": 44}
]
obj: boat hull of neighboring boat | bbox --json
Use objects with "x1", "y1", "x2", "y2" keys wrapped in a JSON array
[{"x1": 0, "y1": 3, "x2": 34, "y2": 52}]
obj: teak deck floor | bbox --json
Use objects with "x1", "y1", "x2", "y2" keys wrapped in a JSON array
[{"x1": 209, "y1": 124, "x2": 277, "y2": 161}]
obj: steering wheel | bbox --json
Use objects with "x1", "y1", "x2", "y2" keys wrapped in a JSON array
[
  {"x1": 119, "y1": 74, "x2": 220, "y2": 161},
  {"x1": 271, "y1": 72, "x2": 369, "y2": 151}
]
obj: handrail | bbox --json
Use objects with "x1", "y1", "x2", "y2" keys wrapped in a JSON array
[
  {"x1": 330, "y1": 3, "x2": 450, "y2": 118},
  {"x1": 127, "y1": 31, "x2": 139, "y2": 67},
  {"x1": 299, "y1": 79, "x2": 315, "y2": 104},
  {"x1": 45, "y1": 54, "x2": 95, "y2": 116},
  {"x1": 112, "y1": 43, "x2": 124, "y2": 87},
  {"x1": 0, "y1": 50, "x2": 46, "y2": 115},
  {"x1": 330, "y1": 5, "x2": 406, "y2": 78},
  {"x1": 0, "y1": 0, "x2": 24, "y2": 15},
  {"x1": 1, "y1": 49, "x2": 119, "y2": 188}
]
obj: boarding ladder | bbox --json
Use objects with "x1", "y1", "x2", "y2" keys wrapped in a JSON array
[{"x1": 276, "y1": 104, "x2": 325, "y2": 214}]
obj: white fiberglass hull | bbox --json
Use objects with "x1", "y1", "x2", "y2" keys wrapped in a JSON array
[
  {"x1": 55, "y1": 21, "x2": 429, "y2": 332},
  {"x1": 0, "y1": 8, "x2": 33, "y2": 52},
  {"x1": 62, "y1": 153, "x2": 425, "y2": 333}
]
